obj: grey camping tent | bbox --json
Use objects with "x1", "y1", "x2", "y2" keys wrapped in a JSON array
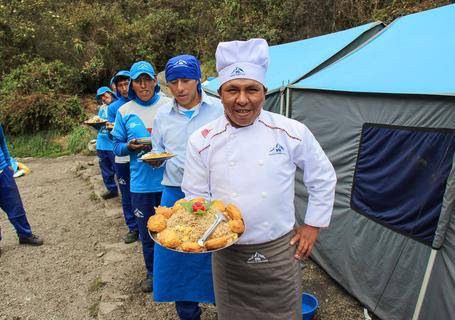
[{"x1": 289, "y1": 4, "x2": 455, "y2": 320}]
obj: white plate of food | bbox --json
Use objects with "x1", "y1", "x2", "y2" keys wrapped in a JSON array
[
  {"x1": 147, "y1": 198, "x2": 245, "y2": 253},
  {"x1": 84, "y1": 116, "x2": 107, "y2": 129},
  {"x1": 140, "y1": 152, "x2": 176, "y2": 162}
]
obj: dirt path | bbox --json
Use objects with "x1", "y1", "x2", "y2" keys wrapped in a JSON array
[{"x1": 0, "y1": 156, "x2": 369, "y2": 320}]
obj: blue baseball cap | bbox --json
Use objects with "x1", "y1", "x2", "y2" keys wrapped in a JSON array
[
  {"x1": 110, "y1": 70, "x2": 131, "y2": 86},
  {"x1": 128, "y1": 61, "x2": 160, "y2": 100},
  {"x1": 95, "y1": 86, "x2": 116, "y2": 101},
  {"x1": 129, "y1": 61, "x2": 156, "y2": 80}
]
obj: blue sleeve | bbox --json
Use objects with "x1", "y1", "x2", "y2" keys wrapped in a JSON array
[
  {"x1": 0, "y1": 126, "x2": 12, "y2": 166},
  {"x1": 112, "y1": 111, "x2": 130, "y2": 156},
  {"x1": 108, "y1": 102, "x2": 117, "y2": 123}
]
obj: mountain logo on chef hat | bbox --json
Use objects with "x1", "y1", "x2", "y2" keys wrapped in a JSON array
[
  {"x1": 230, "y1": 66, "x2": 245, "y2": 77},
  {"x1": 268, "y1": 143, "x2": 285, "y2": 155}
]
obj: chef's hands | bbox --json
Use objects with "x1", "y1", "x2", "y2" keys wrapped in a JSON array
[
  {"x1": 290, "y1": 224, "x2": 320, "y2": 260},
  {"x1": 127, "y1": 139, "x2": 150, "y2": 152}
]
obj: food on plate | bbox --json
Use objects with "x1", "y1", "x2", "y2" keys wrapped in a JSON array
[
  {"x1": 181, "y1": 242, "x2": 204, "y2": 253},
  {"x1": 141, "y1": 152, "x2": 175, "y2": 160},
  {"x1": 226, "y1": 203, "x2": 242, "y2": 221},
  {"x1": 157, "y1": 229, "x2": 180, "y2": 248},
  {"x1": 204, "y1": 235, "x2": 231, "y2": 250},
  {"x1": 228, "y1": 219, "x2": 245, "y2": 233},
  {"x1": 84, "y1": 115, "x2": 106, "y2": 124},
  {"x1": 147, "y1": 214, "x2": 167, "y2": 232},
  {"x1": 172, "y1": 198, "x2": 187, "y2": 212},
  {"x1": 191, "y1": 197, "x2": 206, "y2": 203},
  {"x1": 155, "y1": 206, "x2": 174, "y2": 219},
  {"x1": 148, "y1": 199, "x2": 244, "y2": 252},
  {"x1": 210, "y1": 200, "x2": 226, "y2": 212}
]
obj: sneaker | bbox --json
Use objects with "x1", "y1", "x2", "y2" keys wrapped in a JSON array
[
  {"x1": 140, "y1": 276, "x2": 153, "y2": 292},
  {"x1": 124, "y1": 229, "x2": 139, "y2": 244},
  {"x1": 101, "y1": 190, "x2": 118, "y2": 200},
  {"x1": 19, "y1": 234, "x2": 44, "y2": 246}
]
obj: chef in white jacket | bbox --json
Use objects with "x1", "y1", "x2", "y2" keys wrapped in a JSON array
[{"x1": 182, "y1": 38, "x2": 337, "y2": 320}]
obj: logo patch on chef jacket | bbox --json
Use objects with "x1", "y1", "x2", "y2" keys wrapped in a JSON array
[
  {"x1": 201, "y1": 128, "x2": 212, "y2": 138},
  {"x1": 230, "y1": 67, "x2": 245, "y2": 77},
  {"x1": 268, "y1": 143, "x2": 285, "y2": 155},
  {"x1": 134, "y1": 208, "x2": 144, "y2": 218},
  {"x1": 247, "y1": 252, "x2": 269, "y2": 264}
]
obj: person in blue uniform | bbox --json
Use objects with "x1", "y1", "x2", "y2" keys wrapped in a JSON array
[
  {"x1": 95, "y1": 86, "x2": 118, "y2": 200},
  {"x1": 0, "y1": 124, "x2": 43, "y2": 255},
  {"x1": 108, "y1": 71, "x2": 138, "y2": 244},
  {"x1": 112, "y1": 61, "x2": 171, "y2": 292},
  {"x1": 150, "y1": 55, "x2": 224, "y2": 320}
]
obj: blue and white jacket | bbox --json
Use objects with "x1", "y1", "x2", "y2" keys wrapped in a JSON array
[
  {"x1": 112, "y1": 95, "x2": 171, "y2": 193},
  {"x1": 96, "y1": 104, "x2": 113, "y2": 151},
  {"x1": 152, "y1": 92, "x2": 223, "y2": 187}
]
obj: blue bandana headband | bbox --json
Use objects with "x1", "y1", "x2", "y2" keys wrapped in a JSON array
[{"x1": 165, "y1": 55, "x2": 202, "y2": 93}]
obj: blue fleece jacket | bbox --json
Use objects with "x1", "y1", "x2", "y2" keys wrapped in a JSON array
[{"x1": 0, "y1": 125, "x2": 12, "y2": 171}]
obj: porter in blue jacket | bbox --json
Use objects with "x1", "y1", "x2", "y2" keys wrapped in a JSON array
[{"x1": 0, "y1": 124, "x2": 43, "y2": 251}]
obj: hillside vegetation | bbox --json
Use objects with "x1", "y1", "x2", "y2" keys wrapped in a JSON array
[{"x1": 0, "y1": 0, "x2": 452, "y2": 144}]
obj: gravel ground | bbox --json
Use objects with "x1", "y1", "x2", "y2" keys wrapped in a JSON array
[{"x1": 0, "y1": 155, "x2": 373, "y2": 320}]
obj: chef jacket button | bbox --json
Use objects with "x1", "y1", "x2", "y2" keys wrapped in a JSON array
[
  {"x1": 258, "y1": 160, "x2": 264, "y2": 166},
  {"x1": 229, "y1": 161, "x2": 235, "y2": 167},
  {"x1": 261, "y1": 192, "x2": 267, "y2": 198}
]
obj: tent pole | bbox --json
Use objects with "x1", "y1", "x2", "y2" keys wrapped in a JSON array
[
  {"x1": 279, "y1": 86, "x2": 285, "y2": 115},
  {"x1": 411, "y1": 249, "x2": 437, "y2": 320},
  {"x1": 285, "y1": 87, "x2": 291, "y2": 118}
]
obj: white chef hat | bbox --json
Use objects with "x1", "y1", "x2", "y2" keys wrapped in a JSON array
[{"x1": 216, "y1": 38, "x2": 269, "y2": 87}]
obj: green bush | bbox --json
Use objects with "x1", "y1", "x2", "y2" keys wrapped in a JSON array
[
  {"x1": 0, "y1": 93, "x2": 86, "y2": 135},
  {"x1": 67, "y1": 125, "x2": 97, "y2": 154},
  {"x1": 7, "y1": 131, "x2": 67, "y2": 158},
  {"x1": 0, "y1": 58, "x2": 82, "y2": 97}
]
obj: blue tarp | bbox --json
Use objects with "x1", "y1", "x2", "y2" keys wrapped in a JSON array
[
  {"x1": 203, "y1": 21, "x2": 383, "y2": 95},
  {"x1": 293, "y1": 4, "x2": 455, "y2": 95}
]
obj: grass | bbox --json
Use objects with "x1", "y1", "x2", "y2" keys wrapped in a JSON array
[
  {"x1": 7, "y1": 125, "x2": 96, "y2": 158},
  {"x1": 67, "y1": 126, "x2": 97, "y2": 154},
  {"x1": 89, "y1": 192, "x2": 100, "y2": 202},
  {"x1": 89, "y1": 276, "x2": 106, "y2": 292},
  {"x1": 88, "y1": 301, "x2": 100, "y2": 318}
]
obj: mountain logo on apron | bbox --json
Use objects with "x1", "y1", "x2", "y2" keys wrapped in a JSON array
[{"x1": 247, "y1": 251, "x2": 269, "y2": 264}]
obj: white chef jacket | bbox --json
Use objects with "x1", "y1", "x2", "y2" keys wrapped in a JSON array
[{"x1": 182, "y1": 110, "x2": 337, "y2": 245}]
